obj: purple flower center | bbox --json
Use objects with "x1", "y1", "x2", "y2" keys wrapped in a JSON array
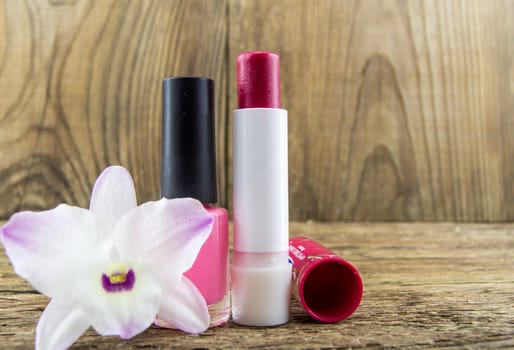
[{"x1": 101, "y1": 268, "x2": 135, "y2": 293}]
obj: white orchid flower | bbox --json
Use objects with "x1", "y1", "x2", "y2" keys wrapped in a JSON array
[{"x1": 0, "y1": 166, "x2": 213, "y2": 349}]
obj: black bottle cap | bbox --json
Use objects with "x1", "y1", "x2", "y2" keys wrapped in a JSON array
[{"x1": 161, "y1": 77, "x2": 217, "y2": 203}]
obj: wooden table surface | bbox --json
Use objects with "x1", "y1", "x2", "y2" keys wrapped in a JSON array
[{"x1": 1, "y1": 222, "x2": 513, "y2": 349}]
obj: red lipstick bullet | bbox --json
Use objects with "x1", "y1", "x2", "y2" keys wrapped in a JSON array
[{"x1": 237, "y1": 51, "x2": 281, "y2": 108}]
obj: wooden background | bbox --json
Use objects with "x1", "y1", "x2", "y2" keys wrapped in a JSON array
[{"x1": 1, "y1": 0, "x2": 513, "y2": 222}]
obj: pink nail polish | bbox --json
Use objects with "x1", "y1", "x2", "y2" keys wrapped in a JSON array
[
  {"x1": 184, "y1": 203, "x2": 229, "y2": 324},
  {"x1": 159, "y1": 77, "x2": 230, "y2": 327}
]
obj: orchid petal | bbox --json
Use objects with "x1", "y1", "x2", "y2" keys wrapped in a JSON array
[
  {"x1": 114, "y1": 198, "x2": 213, "y2": 281},
  {"x1": 89, "y1": 166, "x2": 137, "y2": 232},
  {"x1": 157, "y1": 276, "x2": 210, "y2": 334},
  {"x1": 0, "y1": 205, "x2": 106, "y2": 298},
  {"x1": 36, "y1": 298, "x2": 90, "y2": 350},
  {"x1": 82, "y1": 259, "x2": 162, "y2": 339}
]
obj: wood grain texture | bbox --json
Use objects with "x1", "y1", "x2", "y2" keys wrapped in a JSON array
[
  {"x1": 229, "y1": 0, "x2": 514, "y2": 221},
  {"x1": 1, "y1": 0, "x2": 514, "y2": 222},
  {"x1": 1, "y1": 222, "x2": 513, "y2": 349},
  {"x1": 0, "y1": 0, "x2": 228, "y2": 218}
]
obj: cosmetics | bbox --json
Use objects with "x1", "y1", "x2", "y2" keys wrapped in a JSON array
[
  {"x1": 289, "y1": 237, "x2": 363, "y2": 323},
  {"x1": 159, "y1": 77, "x2": 229, "y2": 327},
  {"x1": 231, "y1": 51, "x2": 292, "y2": 326}
]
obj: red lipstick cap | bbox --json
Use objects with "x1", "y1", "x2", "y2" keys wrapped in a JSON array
[
  {"x1": 237, "y1": 51, "x2": 281, "y2": 109},
  {"x1": 289, "y1": 237, "x2": 363, "y2": 323}
]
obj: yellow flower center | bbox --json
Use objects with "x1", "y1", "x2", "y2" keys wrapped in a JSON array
[
  {"x1": 101, "y1": 263, "x2": 135, "y2": 293},
  {"x1": 107, "y1": 264, "x2": 127, "y2": 285}
]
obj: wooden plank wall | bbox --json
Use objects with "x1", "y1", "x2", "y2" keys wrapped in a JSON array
[{"x1": 1, "y1": 0, "x2": 513, "y2": 222}]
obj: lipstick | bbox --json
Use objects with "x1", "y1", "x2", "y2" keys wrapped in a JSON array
[{"x1": 231, "y1": 51, "x2": 291, "y2": 326}]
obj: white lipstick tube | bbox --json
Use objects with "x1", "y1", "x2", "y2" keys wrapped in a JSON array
[
  {"x1": 232, "y1": 107, "x2": 291, "y2": 326},
  {"x1": 231, "y1": 51, "x2": 291, "y2": 326}
]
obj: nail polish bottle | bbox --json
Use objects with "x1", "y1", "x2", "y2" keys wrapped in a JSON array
[{"x1": 159, "y1": 77, "x2": 230, "y2": 327}]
